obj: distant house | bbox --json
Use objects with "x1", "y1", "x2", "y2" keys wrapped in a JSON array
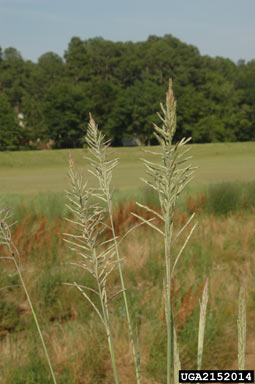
[
  {"x1": 17, "y1": 112, "x2": 25, "y2": 127},
  {"x1": 122, "y1": 136, "x2": 141, "y2": 146}
]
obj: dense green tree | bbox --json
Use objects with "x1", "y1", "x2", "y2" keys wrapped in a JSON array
[
  {"x1": 64, "y1": 37, "x2": 91, "y2": 82},
  {"x1": 1, "y1": 34, "x2": 255, "y2": 150},
  {"x1": 20, "y1": 93, "x2": 47, "y2": 145},
  {"x1": 0, "y1": 93, "x2": 21, "y2": 150},
  {"x1": 38, "y1": 52, "x2": 64, "y2": 77},
  {"x1": 0, "y1": 48, "x2": 25, "y2": 108},
  {"x1": 43, "y1": 81, "x2": 89, "y2": 148},
  {"x1": 83, "y1": 77, "x2": 120, "y2": 142},
  {"x1": 105, "y1": 80, "x2": 164, "y2": 145}
]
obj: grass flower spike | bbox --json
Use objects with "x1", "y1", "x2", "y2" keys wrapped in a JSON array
[
  {"x1": 64, "y1": 155, "x2": 121, "y2": 383},
  {"x1": 134, "y1": 79, "x2": 197, "y2": 384},
  {"x1": 85, "y1": 114, "x2": 141, "y2": 384}
]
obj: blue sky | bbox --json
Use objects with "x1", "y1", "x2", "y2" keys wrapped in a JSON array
[{"x1": 0, "y1": 0, "x2": 254, "y2": 63}]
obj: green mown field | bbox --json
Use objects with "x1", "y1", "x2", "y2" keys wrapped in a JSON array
[{"x1": 0, "y1": 141, "x2": 255, "y2": 195}]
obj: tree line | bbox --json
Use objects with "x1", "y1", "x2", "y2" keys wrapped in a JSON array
[{"x1": 0, "y1": 34, "x2": 255, "y2": 150}]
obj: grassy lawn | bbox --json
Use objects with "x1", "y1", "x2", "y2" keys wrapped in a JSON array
[{"x1": 0, "y1": 141, "x2": 255, "y2": 195}]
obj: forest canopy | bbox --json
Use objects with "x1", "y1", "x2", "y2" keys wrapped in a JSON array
[{"x1": 0, "y1": 34, "x2": 255, "y2": 150}]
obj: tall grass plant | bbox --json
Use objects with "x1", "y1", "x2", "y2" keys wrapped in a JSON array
[{"x1": 0, "y1": 80, "x2": 250, "y2": 383}]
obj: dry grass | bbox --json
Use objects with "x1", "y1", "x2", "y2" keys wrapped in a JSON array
[{"x1": 1, "y1": 205, "x2": 255, "y2": 382}]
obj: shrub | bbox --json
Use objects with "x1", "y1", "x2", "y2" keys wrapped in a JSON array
[{"x1": 206, "y1": 182, "x2": 242, "y2": 215}]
